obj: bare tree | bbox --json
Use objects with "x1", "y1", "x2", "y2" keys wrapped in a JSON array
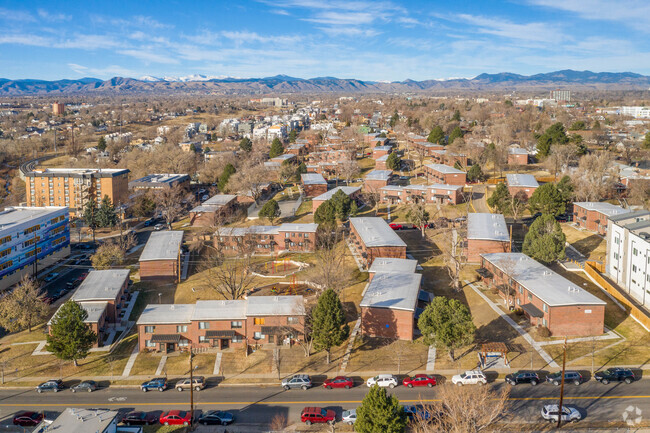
[
  {"x1": 508, "y1": 191, "x2": 528, "y2": 222},
  {"x1": 155, "y1": 185, "x2": 194, "y2": 229},
  {"x1": 439, "y1": 227, "x2": 467, "y2": 291},
  {"x1": 308, "y1": 228, "x2": 353, "y2": 293},
  {"x1": 338, "y1": 159, "x2": 360, "y2": 185},
  {"x1": 572, "y1": 153, "x2": 616, "y2": 201},
  {"x1": 91, "y1": 241, "x2": 125, "y2": 270},
  {"x1": 228, "y1": 162, "x2": 272, "y2": 203},
  {"x1": 544, "y1": 145, "x2": 577, "y2": 177},
  {"x1": 406, "y1": 202, "x2": 435, "y2": 238},
  {"x1": 269, "y1": 413, "x2": 288, "y2": 431},
  {"x1": 201, "y1": 238, "x2": 257, "y2": 300}
]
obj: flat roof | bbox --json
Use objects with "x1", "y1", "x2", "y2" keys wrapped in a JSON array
[
  {"x1": 271, "y1": 154, "x2": 296, "y2": 161},
  {"x1": 428, "y1": 183, "x2": 463, "y2": 191},
  {"x1": 350, "y1": 217, "x2": 407, "y2": 248},
  {"x1": 509, "y1": 147, "x2": 528, "y2": 154},
  {"x1": 28, "y1": 167, "x2": 129, "y2": 178},
  {"x1": 313, "y1": 186, "x2": 361, "y2": 202},
  {"x1": 129, "y1": 173, "x2": 190, "y2": 187},
  {"x1": 278, "y1": 223, "x2": 319, "y2": 233},
  {"x1": 425, "y1": 163, "x2": 464, "y2": 174},
  {"x1": 192, "y1": 300, "x2": 246, "y2": 320},
  {"x1": 71, "y1": 269, "x2": 130, "y2": 302},
  {"x1": 365, "y1": 170, "x2": 393, "y2": 180},
  {"x1": 609, "y1": 209, "x2": 650, "y2": 222},
  {"x1": 136, "y1": 304, "x2": 194, "y2": 324},
  {"x1": 573, "y1": 202, "x2": 630, "y2": 217},
  {"x1": 219, "y1": 225, "x2": 279, "y2": 237},
  {"x1": 468, "y1": 213, "x2": 510, "y2": 242},
  {"x1": 80, "y1": 301, "x2": 109, "y2": 323},
  {"x1": 506, "y1": 173, "x2": 539, "y2": 188},
  {"x1": 191, "y1": 194, "x2": 237, "y2": 213},
  {"x1": 301, "y1": 173, "x2": 327, "y2": 185},
  {"x1": 0, "y1": 206, "x2": 67, "y2": 232},
  {"x1": 481, "y1": 252, "x2": 607, "y2": 307},
  {"x1": 368, "y1": 257, "x2": 418, "y2": 274},
  {"x1": 625, "y1": 219, "x2": 650, "y2": 236},
  {"x1": 376, "y1": 154, "x2": 389, "y2": 161},
  {"x1": 360, "y1": 272, "x2": 422, "y2": 311},
  {"x1": 139, "y1": 230, "x2": 183, "y2": 261},
  {"x1": 40, "y1": 408, "x2": 118, "y2": 433},
  {"x1": 245, "y1": 295, "x2": 305, "y2": 316},
  {"x1": 374, "y1": 146, "x2": 392, "y2": 151}
]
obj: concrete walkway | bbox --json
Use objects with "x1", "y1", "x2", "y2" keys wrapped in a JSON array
[
  {"x1": 155, "y1": 355, "x2": 167, "y2": 376},
  {"x1": 213, "y1": 352, "x2": 222, "y2": 375},
  {"x1": 465, "y1": 280, "x2": 559, "y2": 368},
  {"x1": 339, "y1": 317, "x2": 361, "y2": 373},
  {"x1": 346, "y1": 240, "x2": 365, "y2": 272},
  {"x1": 537, "y1": 328, "x2": 621, "y2": 346},
  {"x1": 31, "y1": 341, "x2": 48, "y2": 356},
  {"x1": 426, "y1": 346, "x2": 436, "y2": 372},
  {"x1": 121, "y1": 345, "x2": 139, "y2": 377}
]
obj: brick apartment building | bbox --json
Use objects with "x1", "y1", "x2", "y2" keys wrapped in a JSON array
[
  {"x1": 190, "y1": 194, "x2": 238, "y2": 227},
  {"x1": 139, "y1": 231, "x2": 184, "y2": 282},
  {"x1": 423, "y1": 164, "x2": 466, "y2": 186},
  {"x1": 286, "y1": 143, "x2": 307, "y2": 157},
  {"x1": 216, "y1": 223, "x2": 319, "y2": 255},
  {"x1": 506, "y1": 174, "x2": 539, "y2": 199},
  {"x1": 467, "y1": 213, "x2": 511, "y2": 262},
  {"x1": 301, "y1": 173, "x2": 328, "y2": 197},
  {"x1": 137, "y1": 296, "x2": 306, "y2": 352},
  {"x1": 573, "y1": 202, "x2": 630, "y2": 235},
  {"x1": 372, "y1": 146, "x2": 392, "y2": 159},
  {"x1": 349, "y1": 217, "x2": 407, "y2": 268},
  {"x1": 368, "y1": 257, "x2": 418, "y2": 281},
  {"x1": 380, "y1": 184, "x2": 464, "y2": 205},
  {"x1": 407, "y1": 134, "x2": 443, "y2": 156},
  {"x1": 508, "y1": 148, "x2": 529, "y2": 165},
  {"x1": 430, "y1": 150, "x2": 469, "y2": 168},
  {"x1": 25, "y1": 168, "x2": 130, "y2": 214},
  {"x1": 364, "y1": 170, "x2": 393, "y2": 191},
  {"x1": 312, "y1": 186, "x2": 361, "y2": 213},
  {"x1": 128, "y1": 173, "x2": 190, "y2": 191},
  {"x1": 479, "y1": 252, "x2": 606, "y2": 336}
]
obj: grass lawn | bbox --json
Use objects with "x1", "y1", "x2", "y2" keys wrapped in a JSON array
[{"x1": 562, "y1": 223, "x2": 607, "y2": 262}]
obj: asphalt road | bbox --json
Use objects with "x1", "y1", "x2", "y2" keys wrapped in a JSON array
[{"x1": 1, "y1": 380, "x2": 649, "y2": 428}]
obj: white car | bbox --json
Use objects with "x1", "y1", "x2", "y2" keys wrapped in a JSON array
[
  {"x1": 154, "y1": 224, "x2": 164, "y2": 231},
  {"x1": 451, "y1": 370, "x2": 487, "y2": 386},
  {"x1": 541, "y1": 405, "x2": 581, "y2": 423},
  {"x1": 366, "y1": 374, "x2": 398, "y2": 388},
  {"x1": 342, "y1": 409, "x2": 356, "y2": 425}
]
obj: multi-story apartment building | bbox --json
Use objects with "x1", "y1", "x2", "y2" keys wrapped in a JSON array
[
  {"x1": 301, "y1": 173, "x2": 328, "y2": 197},
  {"x1": 139, "y1": 231, "x2": 184, "y2": 282},
  {"x1": 573, "y1": 202, "x2": 630, "y2": 235},
  {"x1": 506, "y1": 174, "x2": 539, "y2": 199},
  {"x1": 52, "y1": 102, "x2": 65, "y2": 115},
  {"x1": 380, "y1": 184, "x2": 464, "y2": 206},
  {"x1": 423, "y1": 164, "x2": 466, "y2": 185},
  {"x1": 216, "y1": 223, "x2": 319, "y2": 255},
  {"x1": 606, "y1": 210, "x2": 650, "y2": 308},
  {"x1": 349, "y1": 217, "x2": 407, "y2": 268},
  {"x1": 25, "y1": 168, "x2": 130, "y2": 213},
  {"x1": 364, "y1": 170, "x2": 393, "y2": 191},
  {"x1": 0, "y1": 206, "x2": 70, "y2": 291},
  {"x1": 467, "y1": 213, "x2": 511, "y2": 262}
]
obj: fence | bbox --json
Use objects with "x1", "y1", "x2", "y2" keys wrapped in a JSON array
[
  {"x1": 486, "y1": 177, "x2": 505, "y2": 184},
  {"x1": 535, "y1": 176, "x2": 558, "y2": 183}
]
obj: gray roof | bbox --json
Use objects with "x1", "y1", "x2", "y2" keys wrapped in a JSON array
[
  {"x1": 192, "y1": 300, "x2": 246, "y2": 320},
  {"x1": 139, "y1": 231, "x2": 183, "y2": 261},
  {"x1": 609, "y1": 209, "x2": 650, "y2": 222},
  {"x1": 301, "y1": 173, "x2": 327, "y2": 185},
  {"x1": 360, "y1": 272, "x2": 422, "y2": 311},
  {"x1": 245, "y1": 295, "x2": 305, "y2": 316},
  {"x1": 365, "y1": 170, "x2": 393, "y2": 181},
  {"x1": 428, "y1": 183, "x2": 463, "y2": 191},
  {"x1": 376, "y1": 154, "x2": 389, "y2": 162},
  {"x1": 425, "y1": 163, "x2": 464, "y2": 174},
  {"x1": 368, "y1": 257, "x2": 418, "y2": 274},
  {"x1": 506, "y1": 173, "x2": 539, "y2": 188},
  {"x1": 278, "y1": 223, "x2": 319, "y2": 233},
  {"x1": 80, "y1": 301, "x2": 109, "y2": 323},
  {"x1": 136, "y1": 304, "x2": 194, "y2": 324},
  {"x1": 71, "y1": 269, "x2": 130, "y2": 302},
  {"x1": 481, "y1": 253, "x2": 607, "y2": 307},
  {"x1": 42, "y1": 408, "x2": 118, "y2": 433},
  {"x1": 191, "y1": 194, "x2": 238, "y2": 213},
  {"x1": 218, "y1": 225, "x2": 279, "y2": 237},
  {"x1": 350, "y1": 217, "x2": 407, "y2": 248},
  {"x1": 374, "y1": 146, "x2": 392, "y2": 151},
  {"x1": 573, "y1": 202, "x2": 630, "y2": 218},
  {"x1": 509, "y1": 147, "x2": 528, "y2": 155},
  {"x1": 313, "y1": 186, "x2": 361, "y2": 202},
  {"x1": 625, "y1": 219, "x2": 650, "y2": 236},
  {"x1": 468, "y1": 213, "x2": 510, "y2": 242},
  {"x1": 128, "y1": 173, "x2": 190, "y2": 188},
  {"x1": 0, "y1": 206, "x2": 67, "y2": 232}
]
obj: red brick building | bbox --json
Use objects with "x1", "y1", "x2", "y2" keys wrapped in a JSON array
[
  {"x1": 479, "y1": 253, "x2": 606, "y2": 336},
  {"x1": 312, "y1": 186, "x2": 361, "y2": 213},
  {"x1": 301, "y1": 173, "x2": 328, "y2": 197},
  {"x1": 364, "y1": 170, "x2": 393, "y2": 191},
  {"x1": 216, "y1": 223, "x2": 319, "y2": 255},
  {"x1": 372, "y1": 146, "x2": 392, "y2": 159},
  {"x1": 573, "y1": 202, "x2": 630, "y2": 235},
  {"x1": 407, "y1": 133, "x2": 443, "y2": 157},
  {"x1": 423, "y1": 164, "x2": 466, "y2": 186},
  {"x1": 430, "y1": 150, "x2": 469, "y2": 168},
  {"x1": 190, "y1": 194, "x2": 238, "y2": 227},
  {"x1": 506, "y1": 174, "x2": 539, "y2": 199},
  {"x1": 508, "y1": 148, "x2": 529, "y2": 165},
  {"x1": 467, "y1": 213, "x2": 511, "y2": 263},
  {"x1": 380, "y1": 184, "x2": 464, "y2": 205},
  {"x1": 349, "y1": 217, "x2": 407, "y2": 268},
  {"x1": 139, "y1": 231, "x2": 184, "y2": 282}
]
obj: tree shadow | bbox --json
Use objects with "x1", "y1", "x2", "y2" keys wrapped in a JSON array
[{"x1": 571, "y1": 234, "x2": 605, "y2": 257}]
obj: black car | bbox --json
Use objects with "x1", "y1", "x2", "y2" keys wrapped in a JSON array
[
  {"x1": 594, "y1": 368, "x2": 635, "y2": 384},
  {"x1": 36, "y1": 379, "x2": 64, "y2": 393},
  {"x1": 121, "y1": 411, "x2": 158, "y2": 426},
  {"x1": 505, "y1": 371, "x2": 540, "y2": 386},
  {"x1": 71, "y1": 380, "x2": 97, "y2": 392},
  {"x1": 198, "y1": 410, "x2": 235, "y2": 426},
  {"x1": 546, "y1": 371, "x2": 583, "y2": 386}
]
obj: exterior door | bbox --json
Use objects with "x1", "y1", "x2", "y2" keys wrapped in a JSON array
[
  {"x1": 221, "y1": 339, "x2": 229, "y2": 350},
  {"x1": 167, "y1": 343, "x2": 175, "y2": 353}
]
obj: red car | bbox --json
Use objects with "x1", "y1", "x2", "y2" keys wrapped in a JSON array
[
  {"x1": 301, "y1": 407, "x2": 336, "y2": 425},
  {"x1": 403, "y1": 374, "x2": 437, "y2": 388},
  {"x1": 159, "y1": 410, "x2": 192, "y2": 426},
  {"x1": 323, "y1": 376, "x2": 354, "y2": 389},
  {"x1": 13, "y1": 411, "x2": 44, "y2": 427},
  {"x1": 389, "y1": 223, "x2": 403, "y2": 230}
]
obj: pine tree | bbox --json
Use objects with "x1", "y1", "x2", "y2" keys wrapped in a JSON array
[
  {"x1": 258, "y1": 199, "x2": 281, "y2": 224},
  {"x1": 467, "y1": 164, "x2": 484, "y2": 182},
  {"x1": 46, "y1": 301, "x2": 97, "y2": 366},
  {"x1": 556, "y1": 175, "x2": 574, "y2": 207},
  {"x1": 522, "y1": 214, "x2": 566, "y2": 264},
  {"x1": 313, "y1": 200, "x2": 336, "y2": 228},
  {"x1": 239, "y1": 137, "x2": 252, "y2": 152},
  {"x1": 96, "y1": 195, "x2": 118, "y2": 228},
  {"x1": 487, "y1": 183, "x2": 512, "y2": 214},
  {"x1": 528, "y1": 183, "x2": 565, "y2": 217},
  {"x1": 449, "y1": 126, "x2": 463, "y2": 144},
  {"x1": 97, "y1": 136, "x2": 107, "y2": 152},
  {"x1": 644, "y1": 132, "x2": 650, "y2": 149},
  {"x1": 288, "y1": 129, "x2": 298, "y2": 143},
  {"x1": 452, "y1": 109, "x2": 461, "y2": 121},
  {"x1": 418, "y1": 296, "x2": 476, "y2": 361},
  {"x1": 386, "y1": 152, "x2": 401, "y2": 171},
  {"x1": 217, "y1": 163, "x2": 236, "y2": 192},
  {"x1": 311, "y1": 289, "x2": 349, "y2": 364},
  {"x1": 83, "y1": 197, "x2": 98, "y2": 241},
  {"x1": 355, "y1": 385, "x2": 407, "y2": 433},
  {"x1": 427, "y1": 125, "x2": 445, "y2": 144},
  {"x1": 269, "y1": 138, "x2": 284, "y2": 158}
]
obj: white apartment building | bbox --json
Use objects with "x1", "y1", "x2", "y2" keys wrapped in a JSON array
[{"x1": 618, "y1": 106, "x2": 650, "y2": 119}]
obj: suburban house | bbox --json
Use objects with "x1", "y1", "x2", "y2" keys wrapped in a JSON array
[
  {"x1": 215, "y1": 223, "x2": 319, "y2": 255},
  {"x1": 137, "y1": 296, "x2": 306, "y2": 353},
  {"x1": 508, "y1": 148, "x2": 529, "y2": 165},
  {"x1": 312, "y1": 186, "x2": 361, "y2": 213},
  {"x1": 467, "y1": 213, "x2": 511, "y2": 262},
  {"x1": 479, "y1": 252, "x2": 606, "y2": 336},
  {"x1": 606, "y1": 210, "x2": 650, "y2": 308},
  {"x1": 380, "y1": 184, "x2": 464, "y2": 205},
  {"x1": 349, "y1": 217, "x2": 407, "y2": 268},
  {"x1": 364, "y1": 170, "x2": 393, "y2": 191},
  {"x1": 423, "y1": 164, "x2": 466, "y2": 185},
  {"x1": 506, "y1": 174, "x2": 539, "y2": 199},
  {"x1": 573, "y1": 202, "x2": 631, "y2": 235},
  {"x1": 368, "y1": 257, "x2": 418, "y2": 281},
  {"x1": 139, "y1": 231, "x2": 184, "y2": 282},
  {"x1": 301, "y1": 173, "x2": 328, "y2": 197},
  {"x1": 189, "y1": 194, "x2": 238, "y2": 227},
  {"x1": 128, "y1": 173, "x2": 190, "y2": 191}
]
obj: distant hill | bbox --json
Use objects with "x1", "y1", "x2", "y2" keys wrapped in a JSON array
[{"x1": 1, "y1": 70, "x2": 649, "y2": 95}]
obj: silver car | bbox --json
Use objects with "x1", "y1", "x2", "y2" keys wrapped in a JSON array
[
  {"x1": 342, "y1": 409, "x2": 357, "y2": 425},
  {"x1": 541, "y1": 405, "x2": 581, "y2": 423}
]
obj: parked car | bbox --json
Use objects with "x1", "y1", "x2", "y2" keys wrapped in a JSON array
[
  {"x1": 541, "y1": 405, "x2": 581, "y2": 423},
  {"x1": 451, "y1": 370, "x2": 487, "y2": 386},
  {"x1": 323, "y1": 376, "x2": 353, "y2": 389},
  {"x1": 36, "y1": 379, "x2": 64, "y2": 393},
  {"x1": 594, "y1": 368, "x2": 635, "y2": 384},
  {"x1": 176, "y1": 376, "x2": 205, "y2": 391},
  {"x1": 202, "y1": 194, "x2": 209, "y2": 201},
  {"x1": 546, "y1": 371, "x2": 583, "y2": 386},
  {"x1": 121, "y1": 412, "x2": 158, "y2": 426},
  {"x1": 403, "y1": 405, "x2": 433, "y2": 422},
  {"x1": 144, "y1": 219, "x2": 154, "y2": 227},
  {"x1": 141, "y1": 377, "x2": 167, "y2": 392},
  {"x1": 389, "y1": 223, "x2": 403, "y2": 230},
  {"x1": 160, "y1": 410, "x2": 192, "y2": 426},
  {"x1": 154, "y1": 224, "x2": 164, "y2": 231},
  {"x1": 300, "y1": 407, "x2": 336, "y2": 425},
  {"x1": 366, "y1": 374, "x2": 398, "y2": 388},
  {"x1": 505, "y1": 371, "x2": 540, "y2": 386},
  {"x1": 71, "y1": 380, "x2": 97, "y2": 392},
  {"x1": 13, "y1": 412, "x2": 44, "y2": 427},
  {"x1": 403, "y1": 374, "x2": 437, "y2": 388},
  {"x1": 282, "y1": 374, "x2": 312, "y2": 390},
  {"x1": 198, "y1": 410, "x2": 235, "y2": 426},
  {"x1": 43, "y1": 273, "x2": 59, "y2": 283},
  {"x1": 342, "y1": 409, "x2": 357, "y2": 425}
]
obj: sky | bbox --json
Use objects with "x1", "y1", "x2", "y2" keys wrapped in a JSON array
[{"x1": 0, "y1": 0, "x2": 648, "y2": 81}]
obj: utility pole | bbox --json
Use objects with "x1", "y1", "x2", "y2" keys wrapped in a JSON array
[
  {"x1": 189, "y1": 348, "x2": 195, "y2": 426},
  {"x1": 557, "y1": 337, "x2": 568, "y2": 428}
]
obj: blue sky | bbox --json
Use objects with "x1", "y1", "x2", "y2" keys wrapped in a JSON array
[{"x1": 0, "y1": 0, "x2": 648, "y2": 81}]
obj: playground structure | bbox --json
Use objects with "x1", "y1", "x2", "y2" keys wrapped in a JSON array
[
  {"x1": 478, "y1": 342, "x2": 510, "y2": 369},
  {"x1": 251, "y1": 257, "x2": 310, "y2": 278},
  {"x1": 250, "y1": 279, "x2": 317, "y2": 297}
]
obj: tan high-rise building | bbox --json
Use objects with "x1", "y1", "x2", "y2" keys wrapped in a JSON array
[
  {"x1": 52, "y1": 102, "x2": 65, "y2": 115},
  {"x1": 25, "y1": 168, "x2": 130, "y2": 214}
]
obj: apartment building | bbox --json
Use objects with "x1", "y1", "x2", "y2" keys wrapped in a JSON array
[
  {"x1": 423, "y1": 164, "x2": 466, "y2": 185},
  {"x1": 506, "y1": 174, "x2": 539, "y2": 199},
  {"x1": 139, "y1": 231, "x2": 184, "y2": 282},
  {"x1": 52, "y1": 102, "x2": 65, "y2": 115},
  {"x1": 301, "y1": 173, "x2": 328, "y2": 197},
  {"x1": 508, "y1": 148, "x2": 529, "y2": 165},
  {"x1": 25, "y1": 168, "x2": 130, "y2": 213},
  {"x1": 606, "y1": 210, "x2": 650, "y2": 308},
  {"x1": 380, "y1": 184, "x2": 464, "y2": 206},
  {"x1": 364, "y1": 170, "x2": 393, "y2": 191},
  {"x1": 137, "y1": 295, "x2": 305, "y2": 352},
  {"x1": 216, "y1": 223, "x2": 319, "y2": 255},
  {"x1": 573, "y1": 202, "x2": 630, "y2": 235},
  {"x1": 368, "y1": 257, "x2": 418, "y2": 281},
  {"x1": 190, "y1": 194, "x2": 238, "y2": 227},
  {"x1": 467, "y1": 213, "x2": 511, "y2": 262},
  {"x1": 0, "y1": 206, "x2": 69, "y2": 291},
  {"x1": 372, "y1": 146, "x2": 392, "y2": 159},
  {"x1": 430, "y1": 150, "x2": 469, "y2": 168},
  {"x1": 480, "y1": 252, "x2": 606, "y2": 336},
  {"x1": 349, "y1": 217, "x2": 407, "y2": 268},
  {"x1": 407, "y1": 134, "x2": 443, "y2": 156},
  {"x1": 128, "y1": 173, "x2": 190, "y2": 191}
]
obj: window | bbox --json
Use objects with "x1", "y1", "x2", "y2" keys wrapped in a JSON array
[
  {"x1": 287, "y1": 317, "x2": 299, "y2": 324},
  {"x1": 0, "y1": 248, "x2": 11, "y2": 258},
  {"x1": 178, "y1": 339, "x2": 189, "y2": 347},
  {"x1": 633, "y1": 248, "x2": 638, "y2": 256},
  {"x1": 232, "y1": 335, "x2": 242, "y2": 343},
  {"x1": 632, "y1": 265, "x2": 637, "y2": 272},
  {"x1": 0, "y1": 235, "x2": 11, "y2": 245},
  {"x1": 305, "y1": 233, "x2": 309, "y2": 239},
  {"x1": 0, "y1": 261, "x2": 13, "y2": 271},
  {"x1": 231, "y1": 321, "x2": 242, "y2": 329},
  {"x1": 199, "y1": 336, "x2": 207, "y2": 343},
  {"x1": 542, "y1": 318, "x2": 547, "y2": 326},
  {"x1": 144, "y1": 326, "x2": 155, "y2": 333},
  {"x1": 199, "y1": 322, "x2": 210, "y2": 330},
  {"x1": 527, "y1": 292, "x2": 533, "y2": 302},
  {"x1": 254, "y1": 331, "x2": 264, "y2": 340},
  {"x1": 176, "y1": 325, "x2": 187, "y2": 333},
  {"x1": 145, "y1": 340, "x2": 156, "y2": 348},
  {"x1": 519, "y1": 286, "x2": 523, "y2": 294},
  {"x1": 254, "y1": 317, "x2": 265, "y2": 325},
  {"x1": 285, "y1": 232, "x2": 290, "y2": 238},
  {"x1": 23, "y1": 225, "x2": 40, "y2": 235}
]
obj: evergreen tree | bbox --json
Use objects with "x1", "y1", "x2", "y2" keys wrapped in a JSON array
[
  {"x1": 528, "y1": 183, "x2": 565, "y2": 217},
  {"x1": 467, "y1": 164, "x2": 485, "y2": 182},
  {"x1": 487, "y1": 183, "x2": 512, "y2": 214},
  {"x1": 569, "y1": 121, "x2": 586, "y2": 131},
  {"x1": 97, "y1": 136, "x2": 107, "y2": 152},
  {"x1": 386, "y1": 152, "x2": 401, "y2": 171},
  {"x1": 83, "y1": 197, "x2": 98, "y2": 240},
  {"x1": 313, "y1": 200, "x2": 336, "y2": 228},
  {"x1": 427, "y1": 125, "x2": 445, "y2": 144},
  {"x1": 288, "y1": 129, "x2": 298, "y2": 143},
  {"x1": 522, "y1": 214, "x2": 566, "y2": 264},
  {"x1": 355, "y1": 385, "x2": 406, "y2": 433},
  {"x1": 330, "y1": 189, "x2": 353, "y2": 221},
  {"x1": 644, "y1": 132, "x2": 650, "y2": 149},
  {"x1": 189, "y1": 143, "x2": 196, "y2": 152},
  {"x1": 239, "y1": 137, "x2": 252, "y2": 152},
  {"x1": 258, "y1": 199, "x2": 281, "y2": 224},
  {"x1": 452, "y1": 109, "x2": 461, "y2": 121},
  {"x1": 418, "y1": 296, "x2": 476, "y2": 361},
  {"x1": 592, "y1": 119, "x2": 601, "y2": 130},
  {"x1": 96, "y1": 195, "x2": 118, "y2": 228},
  {"x1": 311, "y1": 289, "x2": 349, "y2": 364},
  {"x1": 556, "y1": 175, "x2": 574, "y2": 207},
  {"x1": 217, "y1": 163, "x2": 236, "y2": 192},
  {"x1": 269, "y1": 138, "x2": 284, "y2": 158},
  {"x1": 449, "y1": 126, "x2": 463, "y2": 144},
  {"x1": 389, "y1": 111, "x2": 399, "y2": 128},
  {"x1": 46, "y1": 301, "x2": 97, "y2": 366},
  {"x1": 132, "y1": 193, "x2": 156, "y2": 218},
  {"x1": 537, "y1": 133, "x2": 553, "y2": 158}
]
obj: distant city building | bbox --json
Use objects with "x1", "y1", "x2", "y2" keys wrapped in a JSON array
[
  {"x1": 52, "y1": 102, "x2": 65, "y2": 115},
  {"x1": 550, "y1": 90, "x2": 571, "y2": 102}
]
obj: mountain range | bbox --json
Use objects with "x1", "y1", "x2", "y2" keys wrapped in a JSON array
[{"x1": 1, "y1": 70, "x2": 649, "y2": 95}]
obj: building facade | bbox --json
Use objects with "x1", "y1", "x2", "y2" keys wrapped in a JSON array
[
  {"x1": 349, "y1": 217, "x2": 407, "y2": 268},
  {"x1": 506, "y1": 174, "x2": 539, "y2": 199},
  {"x1": 216, "y1": 223, "x2": 319, "y2": 255},
  {"x1": 139, "y1": 231, "x2": 184, "y2": 281},
  {"x1": 380, "y1": 184, "x2": 464, "y2": 205},
  {"x1": 301, "y1": 173, "x2": 328, "y2": 197},
  {"x1": 467, "y1": 213, "x2": 511, "y2": 263},
  {"x1": 423, "y1": 164, "x2": 466, "y2": 185},
  {"x1": 573, "y1": 202, "x2": 631, "y2": 236},
  {"x1": 128, "y1": 173, "x2": 190, "y2": 191}
]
